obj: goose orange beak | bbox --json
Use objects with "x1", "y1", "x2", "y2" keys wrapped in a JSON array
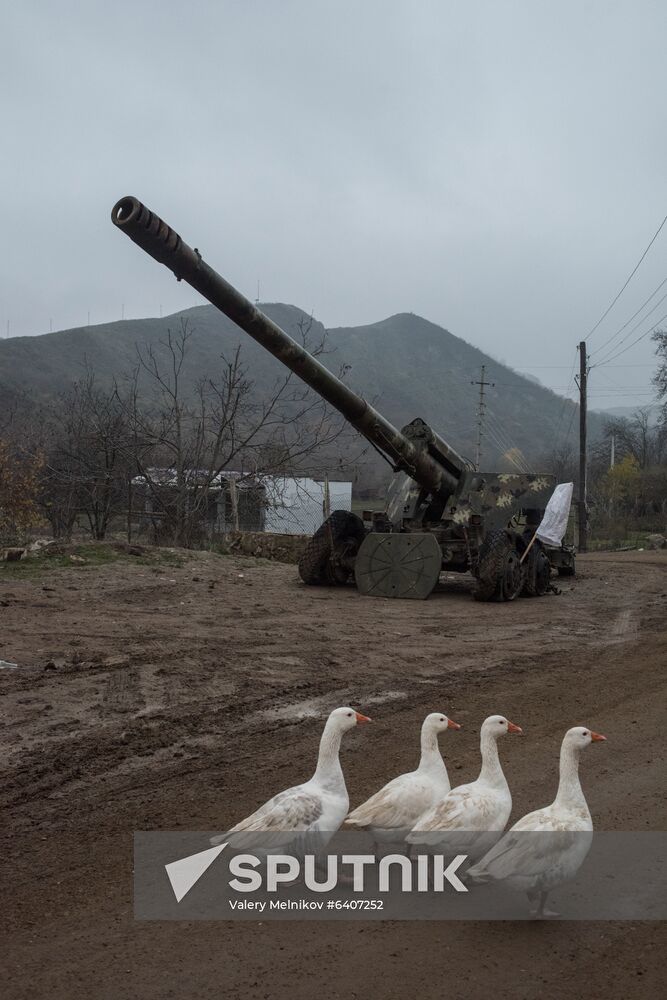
[
  {"x1": 590, "y1": 731, "x2": 607, "y2": 741},
  {"x1": 355, "y1": 712, "x2": 372, "y2": 724},
  {"x1": 447, "y1": 718, "x2": 461, "y2": 730},
  {"x1": 507, "y1": 721, "x2": 523, "y2": 734}
]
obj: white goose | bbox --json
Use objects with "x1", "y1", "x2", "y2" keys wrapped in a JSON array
[
  {"x1": 345, "y1": 712, "x2": 461, "y2": 850},
  {"x1": 467, "y1": 725, "x2": 606, "y2": 917},
  {"x1": 210, "y1": 706, "x2": 371, "y2": 853},
  {"x1": 406, "y1": 714, "x2": 522, "y2": 859}
]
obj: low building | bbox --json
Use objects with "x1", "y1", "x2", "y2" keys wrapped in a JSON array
[
  {"x1": 130, "y1": 469, "x2": 352, "y2": 538},
  {"x1": 264, "y1": 477, "x2": 352, "y2": 535}
]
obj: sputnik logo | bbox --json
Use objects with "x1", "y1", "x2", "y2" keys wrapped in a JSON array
[
  {"x1": 165, "y1": 844, "x2": 469, "y2": 903},
  {"x1": 165, "y1": 842, "x2": 228, "y2": 902}
]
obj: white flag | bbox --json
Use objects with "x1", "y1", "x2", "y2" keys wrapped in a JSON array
[{"x1": 536, "y1": 482, "x2": 574, "y2": 547}]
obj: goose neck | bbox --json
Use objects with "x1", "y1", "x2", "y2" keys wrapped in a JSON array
[
  {"x1": 555, "y1": 742, "x2": 588, "y2": 810},
  {"x1": 478, "y1": 730, "x2": 506, "y2": 787},
  {"x1": 418, "y1": 725, "x2": 445, "y2": 772},
  {"x1": 313, "y1": 720, "x2": 345, "y2": 787}
]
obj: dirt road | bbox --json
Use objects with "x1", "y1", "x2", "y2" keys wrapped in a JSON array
[{"x1": 1, "y1": 547, "x2": 666, "y2": 999}]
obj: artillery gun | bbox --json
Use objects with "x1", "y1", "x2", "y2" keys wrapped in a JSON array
[{"x1": 111, "y1": 196, "x2": 575, "y2": 601}]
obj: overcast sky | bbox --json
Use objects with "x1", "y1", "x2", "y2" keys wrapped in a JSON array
[{"x1": 2, "y1": 0, "x2": 665, "y2": 410}]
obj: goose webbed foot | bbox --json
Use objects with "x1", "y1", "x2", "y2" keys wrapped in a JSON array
[{"x1": 528, "y1": 891, "x2": 560, "y2": 918}]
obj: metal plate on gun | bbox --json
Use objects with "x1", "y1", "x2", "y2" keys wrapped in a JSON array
[{"x1": 354, "y1": 533, "x2": 442, "y2": 600}]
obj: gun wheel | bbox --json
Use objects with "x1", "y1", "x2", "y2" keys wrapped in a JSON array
[
  {"x1": 522, "y1": 546, "x2": 552, "y2": 597},
  {"x1": 298, "y1": 510, "x2": 365, "y2": 586},
  {"x1": 473, "y1": 529, "x2": 524, "y2": 602}
]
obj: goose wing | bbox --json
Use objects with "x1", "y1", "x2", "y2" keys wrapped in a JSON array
[
  {"x1": 347, "y1": 774, "x2": 435, "y2": 831},
  {"x1": 211, "y1": 785, "x2": 323, "y2": 851},
  {"x1": 407, "y1": 784, "x2": 498, "y2": 841},
  {"x1": 467, "y1": 809, "x2": 587, "y2": 883}
]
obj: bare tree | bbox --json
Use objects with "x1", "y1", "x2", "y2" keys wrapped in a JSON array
[
  {"x1": 39, "y1": 368, "x2": 133, "y2": 539},
  {"x1": 537, "y1": 440, "x2": 578, "y2": 484},
  {"x1": 122, "y1": 318, "x2": 358, "y2": 546},
  {"x1": 602, "y1": 408, "x2": 665, "y2": 470}
]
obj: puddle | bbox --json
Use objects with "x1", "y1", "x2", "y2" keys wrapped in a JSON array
[
  {"x1": 260, "y1": 692, "x2": 352, "y2": 722},
  {"x1": 258, "y1": 688, "x2": 407, "y2": 724},
  {"x1": 364, "y1": 690, "x2": 408, "y2": 706}
]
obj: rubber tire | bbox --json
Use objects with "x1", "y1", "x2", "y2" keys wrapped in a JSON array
[
  {"x1": 298, "y1": 510, "x2": 366, "y2": 586},
  {"x1": 522, "y1": 547, "x2": 551, "y2": 597},
  {"x1": 473, "y1": 529, "x2": 515, "y2": 602},
  {"x1": 502, "y1": 547, "x2": 526, "y2": 601}
]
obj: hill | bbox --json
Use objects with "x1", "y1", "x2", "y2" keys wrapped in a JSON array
[
  {"x1": 595, "y1": 404, "x2": 661, "y2": 425},
  {"x1": 0, "y1": 304, "x2": 598, "y2": 483}
]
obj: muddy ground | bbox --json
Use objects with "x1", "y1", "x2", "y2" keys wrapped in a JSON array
[{"x1": 1, "y1": 546, "x2": 666, "y2": 999}]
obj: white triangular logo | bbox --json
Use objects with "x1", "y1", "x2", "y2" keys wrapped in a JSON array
[{"x1": 165, "y1": 842, "x2": 227, "y2": 903}]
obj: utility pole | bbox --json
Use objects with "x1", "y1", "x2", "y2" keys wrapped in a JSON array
[
  {"x1": 323, "y1": 473, "x2": 331, "y2": 520},
  {"x1": 610, "y1": 433, "x2": 615, "y2": 468},
  {"x1": 229, "y1": 476, "x2": 240, "y2": 532},
  {"x1": 576, "y1": 341, "x2": 588, "y2": 552},
  {"x1": 471, "y1": 365, "x2": 494, "y2": 471}
]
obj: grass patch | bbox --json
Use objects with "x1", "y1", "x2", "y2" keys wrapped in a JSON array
[
  {"x1": 587, "y1": 532, "x2": 654, "y2": 551},
  {"x1": 0, "y1": 542, "x2": 186, "y2": 579}
]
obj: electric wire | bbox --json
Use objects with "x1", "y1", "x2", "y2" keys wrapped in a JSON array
[
  {"x1": 590, "y1": 273, "x2": 667, "y2": 358},
  {"x1": 592, "y1": 309, "x2": 667, "y2": 368},
  {"x1": 592, "y1": 292, "x2": 667, "y2": 366},
  {"x1": 484, "y1": 407, "x2": 531, "y2": 472},
  {"x1": 484, "y1": 421, "x2": 528, "y2": 471},
  {"x1": 552, "y1": 349, "x2": 579, "y2": 447},
  {"x1": 585, "y1": 211, "x2": 667, "y2": 341}
]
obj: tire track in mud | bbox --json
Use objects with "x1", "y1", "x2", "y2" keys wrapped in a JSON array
[
  {"x1": 2, "y1": 548, "x2": 666, "y2": 1000},
  {"x1": 1, "y1": 556, "x2": 665, "y2": 826},
  {"x1": 102, "y1": 666, "x2": 143, "y2": 713},
  {"x1": 2, "y1": 552, "x2": 664, "y2": 821},
  {"x1": 611, "y1": 608, "x2": 639, "y2": 642}
]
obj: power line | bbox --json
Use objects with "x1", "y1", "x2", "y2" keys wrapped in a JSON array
[
  {"x1": 484, "y1": 422, "x2": 529, "y2": 471},
  {"x1": 485, "y1": 412, "x2": 517, "y2": 457},
  {"x1": 453, "y1": 380, "x2": 653, "y2": 392},
  {"x1": 481, "y1": 412, "x2": 516, "y2": 461},
  {"x1": 552, "y1": 348, "x2": 579, "y2": 447},
  {"x1": 592, "y1": 309, "x2": 667, "y2": 367},
  {"x1": 484, "y1": 407, "x2": 531, "y2": 472},
  {"x1": 593, "y1": 289, "x2": 667, "y2": 365},
  {"x1": 590, "y1": 273, "x2": 667, "y2": 358},
  {"x1": 503, "y1": 363, "x2": 656, "y2": 369},
  {"x1": 585, "y1": 211, "x2": 667, "y2": 341}
]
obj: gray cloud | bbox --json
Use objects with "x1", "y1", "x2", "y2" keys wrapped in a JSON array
[{"x1": 1, "y1": 0, "x2": 665, "y2": 409}]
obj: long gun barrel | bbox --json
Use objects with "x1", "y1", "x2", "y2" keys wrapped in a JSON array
[{"x1": 111, "y1": 196, "x2": 460, "y2": 499}]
